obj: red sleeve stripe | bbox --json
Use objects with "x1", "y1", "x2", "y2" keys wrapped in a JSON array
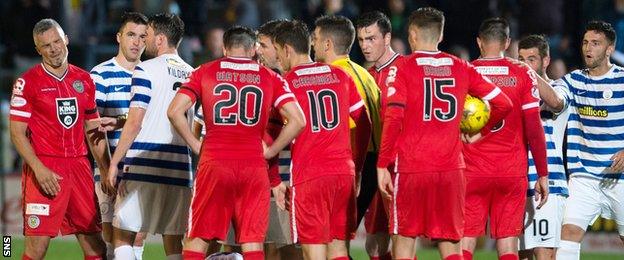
[
  {"x1": 274, "y1": 93, "x2": 295, "y2": 107},
  {"x1": 482, "y1": 87, "x2": 502, "y2": 101},
  {"x1": 180, "y1": 86, "x2": 199, "y2": 101},
  {"x1": 522, "y1": 102, "x2": 540, "y2": 110},
  {"x1": 349, "y1": 100, "x2": 365, "y2": 113},
  {"x1": 10, "y1": 110, "x2": 31, "y2": 118}
]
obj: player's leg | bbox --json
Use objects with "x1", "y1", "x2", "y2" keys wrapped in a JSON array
[
  {"x1": 133, "y1": 232, "x2": 147, "y2": 260},
  {"x1": 518, "y1": 249, "x2": 534, "y2": 260},
  {"x1": 391, "y1": 235, "x2": 416, "y2": 259},
  {"x1": 184, "y1": 162, "x2": 235, "y2": 259},
  {"x1": 291, "y1": 175, "x2": 332, "y2": 260},
  {"x1": 113, "y1": 228, "x2": 138, "y2": 259},
  {"x1": 75, "y1": 233, "x2": 107, "y2": 259},
  {"x1": 278, "y1": 244, "x2": 303, "y2": 260},
  {"x1": 365, "y1": 233, "x2": 391, "y2": 259},
  {"x1": 162, "y1": 234, "x2": 184, "y2": 259},
  {"x1": 327, "y1": 239, "x2": 349, "y2": 260},
  {"x1": 23, "y1": 236, "x2": 51, "y2": 260},
  {"x1": 432, "y1": 170, "x2": 466, "y2": 260},
  {"x1": 461, "y1": 175, "x2": 491, "y2": 260},
  {"x1": 364, "y1": 193, "x2": 391, "y2": 259},
  {"x1": 557, "y1": 177, "x2": 602, "y2": 260},
  {"x1": 327, "y1": 175, "x2": 357, "y2": 260},
  {"x1": 490, "y1": 176, "x2": 528, "y2": 259},
  {"x1": 94, "y1": 171, "x2": 115, "y2": 259},
  {"x1": 234, "y1": 162, "x2": 271, "y2": 260}
]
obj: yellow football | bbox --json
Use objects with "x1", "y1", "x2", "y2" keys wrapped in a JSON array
[{"x1": 460, "y1": 95, "x2": 490, "y2": 134}]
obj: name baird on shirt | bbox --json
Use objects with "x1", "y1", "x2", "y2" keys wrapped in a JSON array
[
  {"x1": 578, "y1": 105, "x2": 608, "y2": 118},
  {"x1": 216, "y1": 71, "x2": 260, "y2": 85}
]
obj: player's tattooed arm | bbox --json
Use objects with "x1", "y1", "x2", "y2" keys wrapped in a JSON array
[
  {"x1": 10, "y1": 121, "x2": 62, "y2": 196},
  {"x1": 534, "y1": 74, "x2": 564, "y2": 112},
  {"x1": 610, "y1": 150, "x2": 624, "y2": 173}
]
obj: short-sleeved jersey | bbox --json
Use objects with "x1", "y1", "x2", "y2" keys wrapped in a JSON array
[
  {"x1": 285, "y1": 62, "x2": 364, "y2": 185},
  {"x1": 9, "y1": 64, "x2": 99, "y2": 157},
  {"x1": 179, "y1": 57, "x2": 296, "y2": 163},
  {"x1": 527, "y1": 98, "x2": 570, "y2": 197},
  {"x1": 368, "y1": 53, "x2": 404, "y2": 118},
  {"x1": 377, "y1": 51, "x2": 506, "y2": 173},
  {"x1": 553, "y1": 65, "x2": 624, "y2": 180},
  {"x1": 124, "y1": 54, "x2": 194, "y2": 187},
  {"x1": 465, "y1": 57, "x2": 540, "y2": 177},
  {"x1": 90, "y1": 58, "x2": 133, "y2": 154},
  {"x1": 331, "y1": 57, "x2": 381, "y2": 152}
]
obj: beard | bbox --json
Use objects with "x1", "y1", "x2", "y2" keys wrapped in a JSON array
[{"x1": 584, "y1": 53, "x2": 607, "y2": 69}]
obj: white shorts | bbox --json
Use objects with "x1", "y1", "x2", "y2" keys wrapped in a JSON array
[
  {"x1": 563, "y1": 176, "x2": 624, "y2": 236},
  {"x1": 222, "y1": 197, "x2": 293, "y2": 247},
  {"x1": 113, "y1": 180, "x2": 191, "y2": 235},
  {"x1": 94, "y1": 169, "x2": 114, "y2": 223},
  {"x1": 519, "y1": 194, "x2": 566, "y2": 250}
]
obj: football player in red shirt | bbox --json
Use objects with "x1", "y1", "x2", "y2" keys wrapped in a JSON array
[
  {"x1": 9, "y1": 19, "x2": 110, "y2": 260},
  {"x1": 376, "y1": 8, "x2": 513, "y2": 260},
  {"x1": 355, "y1": 11, "x2": 404, "y2": 260},
  {"x1": 461, "y1": 18, "x2": 549, "y2": 260},
  {"x1": 273, "y1": 20, "x2": 371, "y2": 260},
  {"x1": 167, "y1": 26, "x2": 305, "y2": 260}
]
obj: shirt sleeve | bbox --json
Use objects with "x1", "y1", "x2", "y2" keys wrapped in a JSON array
[
  {"x1": 551, "y1": 77, "x2": 572, "y2": 112},
  {"x1": 83, "y1": 76, "x2": 100, "y2": 120},
  {"x1": 376, "y1": 63, "x2": 407, "y2": 168},
  {"x1": 348, "y1": 77, "x2": 365, "y2": 115},
  {"x1": 129, "y1": 66, "x2": 153, "y2": 109},
  {"x1": 180, "y1": 66, "x2": 203, "y2": 103},
  {"x1": 520, "y1": 68, "x2": 541, "y2": 112},
  {"x1": 272, "y1": 73, "x2": 296, "y2": 109},
  {"x1": 90, "y1": 70, "x2": 107, "y2": 115},
  {"x1": 9, "y1": 77, "x2": 33, "y2": 123}
]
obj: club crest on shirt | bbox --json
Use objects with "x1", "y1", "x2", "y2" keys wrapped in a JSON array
[
  {"x1": 12, "y1": 78, "x2": 25, "y2": 95},
  {"x1": 56, "y1": 97, "x2": 78, "y2": 129},
  {"x1": 72, "y1": 80, "x2": 84, "y2": 93}
]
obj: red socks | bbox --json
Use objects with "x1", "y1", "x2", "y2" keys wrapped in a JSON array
[
  {"x1": 243, "y1": 250, "x2": 264, "y2": 260},
  {"x1": 22, "y1": 255, "x2": 33, "y2": 260},
  {"x1": 84, "y1": 255, "x2": 104, "y2": 260},
  {"x1": 444, "y1": 254, "x2": 462, "y2": 260},
  {"x1": 330, "y1": 257, "x2": 349, "y2": 260},
  {"x1": 182, "y1": 250, "x2": 206, "y2": 260},
  {"x1": 499, "y1": 253, "x2": 519, "y2": 260},
  {"x1": 463, "y1": 250, "x2": 473, "y2": 260}
]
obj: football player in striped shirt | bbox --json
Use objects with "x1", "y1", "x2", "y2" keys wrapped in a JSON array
[
  {"x1": 89, "y1": 12, "x2": 148, "y2": 260},
  {"x1": 105, "y1": 13, "x2": 194, "y2": 260},
  {"x1": 536, "y1": 21, "x2": 624, "y2": 260},
  {"x1": 517, "y1": 35, "x2": 569, "y2": 260}
]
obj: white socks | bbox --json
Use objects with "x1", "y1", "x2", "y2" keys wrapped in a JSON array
[
  {"x1": 556, "y1": 240, "x2": 581, "y2": 260},
  {"x1": 114, "y1": 245, "x2": 135, "y2": 260},
  {"x1": 166, "y1": 254, "x2": 182, "y2": 260},
  {"x1": 133, "y1": 246, "x2": 144, "y2": 260}
]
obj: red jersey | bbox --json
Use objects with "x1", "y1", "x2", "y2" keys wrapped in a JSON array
[
  {"x1": 377, "y1": 51, "x2": 513, "y2": 173},
  {"x1": 368, "y1": 53, "x2": 404, "y2": 117},
  {"x1": 179, "y1": 57, "x2": 296, "y2": 163},
  {"x1": 9, "y1": 64, "x2": 99, "y2": 157},
  {"x1": 286, "y1": 62, "x2": 365, "y2": 185},
  {"x1": 465, "y1": 57, "x2": 546, "y2": 177}
]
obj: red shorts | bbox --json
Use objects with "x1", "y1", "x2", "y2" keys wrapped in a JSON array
[
  {"x1": 187, "y1": 160, "x2": 269, "y2": 243},
  {"x1": 22, "y1": 156, "x2": 101, "y2": 236},
  {"x1": 364, "y1": 192, "x2": 389, "y2": 234},
  {"x1": 464, "y1": 175, "x2": 527, "y2": 238},
  {"x1": 390, "y1": 170, "x2": 465, "y2": 241},
  {"x1": 291, "y1": 174, "x2": 356, "y2": 244}
]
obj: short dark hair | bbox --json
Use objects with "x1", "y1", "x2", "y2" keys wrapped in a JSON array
[
  {"x1": 585, "y1": 20, "x2": 616, "y2": 45},
  {"x1": 273, "y1": 20, "x2": 310, "y2": 55},
  {"x1": 223, "y1": 26, "x2": 257, "y2": 51},
  {"x1": 314, "y1": 15, "x2": 355, "y2": 55},
  {"x1": 148, "y1": 13, "x2": 184, "y2": 48},
  {"x1": 355, "y1": 11, "x2": 392, "y2": 36},
  {"x1": 518, "y1": 34, "x2": 549, "y2": 58},
  {"x1": 408, "y1": 7, "x2": 445, "y2": 40},
  {"x1": 119, "y1": 12, "x2": 148, "y2": 32},
  {"x1": 478, "y1": 17, "x2": 509, "y2": 43},
  {"x1": 257, "y1": 19, "x2": 288, "y2": 38}
]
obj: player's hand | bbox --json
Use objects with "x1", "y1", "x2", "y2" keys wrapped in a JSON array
[
  {"x1": 34, "y1": 165, "x2": 63, "y2": 197},
  {"x1": 609, "y1": 149, "x2": 624, "y2": 173},
  {"x1": 461, "y1": 132, "x2": 482, "y2": 143},
  {"x1": 284, "y1": 186, "x2": 292, "y2": 211},
  {"x1": 103, "y1": 164, "x2": 119, "y2": 196},
  {"x1": 377, "y1": 167, "x2": 394, "y2": 200},
  {"x1": 190, "y1": 138, "x2": 201, "y2": 155},
  {"x1": 117, "y1": 180, "x2": 128, "y2": 197},
  {"x1": 505, "y1": 57, "x2": 531, "y2": 70},
  {"x1": 272, "y1": 182, "x2": 288, "y2": 211},
  {"x1": 263, "y1": 144, "x2": 278, "y2": 160},
  {"x1": 534, "y1": 176, "x2": 549, "y2": 209},
  {"x1": 99, "y1": 117, "x2": 119, "y2": 132}
]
